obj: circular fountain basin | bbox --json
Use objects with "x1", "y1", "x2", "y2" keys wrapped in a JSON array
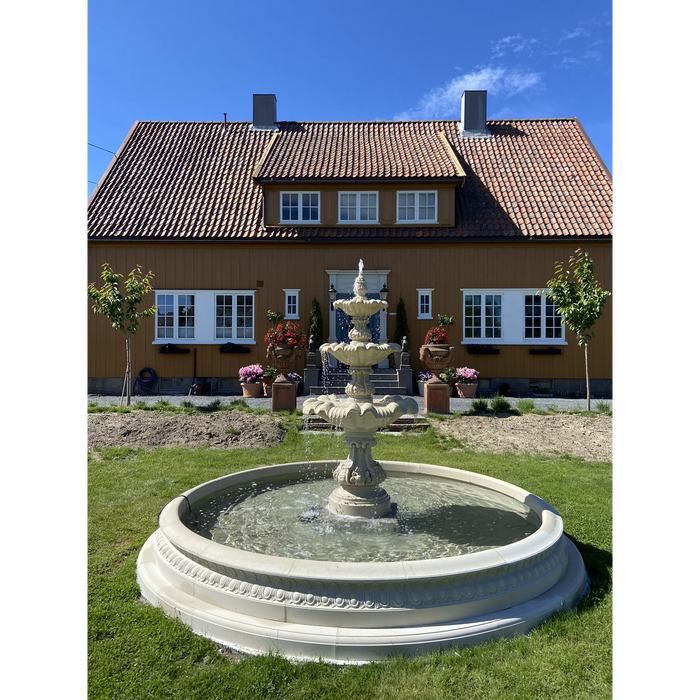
[{"x1": 137, "y1": 461, "x2": 588, "y2": 664}]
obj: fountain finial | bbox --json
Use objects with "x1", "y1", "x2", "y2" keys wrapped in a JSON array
[{"x1": 358, "y1": 259, "x2": 364, "y2": 276}]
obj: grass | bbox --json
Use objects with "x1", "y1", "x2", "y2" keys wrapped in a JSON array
[{"x1": 88, "y1": 414, "x2": 612, "y2": 700}]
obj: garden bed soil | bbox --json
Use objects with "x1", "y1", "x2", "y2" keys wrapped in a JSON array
[{"x1": 89, "y1": 410, "x2": 611, "y2": 463}]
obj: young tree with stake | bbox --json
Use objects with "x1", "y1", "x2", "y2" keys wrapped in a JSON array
[
  {"x1": 88, "y1": 263, "x2": 157, "y2": 406},
  {"x1": 545, "y1": 249, "x2": 611, "y2": 411}
]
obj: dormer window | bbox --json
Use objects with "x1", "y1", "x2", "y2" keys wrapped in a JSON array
[
  {"x1": 280, "y1": 192, "x2": 320, "y2": 223},
  {"x1": 338, "y1": 192, "x2": 378, "y2": 223},
  {"x1": 397, "y1": 191, "x2": 437, "y2": 223}
]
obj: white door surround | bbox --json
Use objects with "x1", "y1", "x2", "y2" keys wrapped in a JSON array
[{"x1": 326, "y1": 269, "x2": 391, "y2": 367}]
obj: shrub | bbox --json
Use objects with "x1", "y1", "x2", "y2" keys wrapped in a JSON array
[
  {"x1": 517, "y1": 399, "x2": 536, "y2": 414},
  {"x1": 307, "y1": 298, "x2": 323, "y2": 347},
  {"x1": 490, "y1": 394, "x2": 511, "y2": 413},
  {"x1": 393, "y1": 297, "x2": 410, "y2": 348},
  {"x1": 472, "y1": 398, "x2": 489, "y2": 412}
]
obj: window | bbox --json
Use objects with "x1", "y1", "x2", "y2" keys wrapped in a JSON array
[
  {"x1": 156, "y1": 293, "x2": 195, "y2": 339},
  {"x1": 283, "y1": 289, "x2": 300, "y2": 319},
  {"x1": 216, "y1": 293, "x2": 254, "y2": 339},
  {"x1": 280, "y1": 192, "x2": 320, "y2": 223},
  {"x1": 338, "y1": 192, "x2": 378, "y2": 223},
  {"x1": 524, "y1": 294, "x2": 563, "y2": 339},
  {"x1": 463, "y1": 293, "x2": 502, "y2": 339},
  {"x1": 417, "y1": 288, "x2": 433, "y2": 319},
  {"x1": 154, "y1": 290, "x2": 256, "y2": 344},
  {"x1": 397, "y1": 191, "x2": 437, "y2": 223},
  {"x1": 460, "y1": 289, "x2": 566, "y2": 344}
]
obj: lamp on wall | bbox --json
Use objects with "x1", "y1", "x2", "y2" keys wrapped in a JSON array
[
  {"x1": 328, "y1": 284, "x2": 336, "y2": 302},
  {"x1": 380, "y1": 283, "x2": 388, "y2": 301}
]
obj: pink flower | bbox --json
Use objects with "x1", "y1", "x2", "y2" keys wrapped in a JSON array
[{"x1": 456, "y1": 367, "x2": 479, "y2": 384}]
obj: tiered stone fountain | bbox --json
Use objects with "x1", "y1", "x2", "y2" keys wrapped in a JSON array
[
  {"x1": 136, "y1": 262, "x2": 588, "y2": 663},
  {"x1": 303, "y1": 261, "x2": 419, "y2": 517}
]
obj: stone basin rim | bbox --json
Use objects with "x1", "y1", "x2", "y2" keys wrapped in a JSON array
[{"x1": 158, "y1": 460, "x2": 564, "y2": 582}]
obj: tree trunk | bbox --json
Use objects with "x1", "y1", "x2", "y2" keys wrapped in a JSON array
[
  {"x1": 125, "y1": 333, "x2": 132, "y2": 407},
  {"x1": 584, "y1": 341, "x2": 590, "y2": 412}
]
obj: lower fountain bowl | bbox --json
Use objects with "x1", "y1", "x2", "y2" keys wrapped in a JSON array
[{"x1": 136, "y1": 461, "x2": 588, "y2": 664}]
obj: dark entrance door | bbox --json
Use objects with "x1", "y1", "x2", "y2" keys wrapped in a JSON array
[{"x1": 334, "y1": 293, "x2": 381, "y2": 368}]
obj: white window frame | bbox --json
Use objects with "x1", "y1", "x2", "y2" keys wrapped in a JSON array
[
  {"x1": 417, "y1": 288, "x2": 433, "y2": 319},
  {"x1": 153, "y1": 290, "x2": 256, "y2": 344},
  {"x1": 524, "y1": 292, "x2": 564, "y2": 340},
  {"x1": 155, "y1": 293, "x2": 196, "y2": 340},
  {"x1": 337, "y1": 191, "x2": 379, "y2": 224},
  {"x1": 283, "y1": 289, "x2": 300, "y2": 319},
  {"x1": 280, "y1": 191, "x2": 320, "y2": 224},
  {"x1": 459, "y1": 288, "x2": 567, "y2": 345},
  {"x1": 396, "y1": 190, "x2": 438, "y2": 223},
  {"x1": 462, "y1": 291, "x2": 503, "y2": 341}
]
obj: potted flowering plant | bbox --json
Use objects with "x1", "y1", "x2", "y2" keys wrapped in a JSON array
[
  {"x1": 264, "y1": 320, "x2": 307, "y2": 379},
  {"x1": 419, "y1": 314, "x2": 455, "y2": 380},
  {"x1": 238, "y1": 363, "x2": 264, "y2": 398},
  {"x1": 455, "y1": 367, "x2": 479, "y2": 398},
  {"x1": 415, "y1": 371, "x2": 433, "y2": 397},
  {"x1": 288, "y1": 372, "x2": 303, "y2": 395},
  {"x1": 424, "y1": 314, "x2": 455, "y2": 345},
  {"x1": 264, "y1": 321, "x2": 307, "y2": 346},
  {"x1": 261, "y1": 365, "x2": 279, "y2": 396}
]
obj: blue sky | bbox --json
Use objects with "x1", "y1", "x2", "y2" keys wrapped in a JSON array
[{"x1": 88, "y1": 0, "x2": 612, "y2": 197}]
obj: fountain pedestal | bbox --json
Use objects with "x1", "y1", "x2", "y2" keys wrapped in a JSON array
[{"x1": 329, "y1": 431, "x2": 391, "y2": 517}]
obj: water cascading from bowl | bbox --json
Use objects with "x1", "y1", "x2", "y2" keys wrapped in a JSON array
[{"x1": 302, "y1": 265, "x2": 419, "y2": 517}]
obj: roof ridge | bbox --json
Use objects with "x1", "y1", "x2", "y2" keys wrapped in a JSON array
[{"x1": 133, "y1": 117, "x2": 578, "y2": 125}]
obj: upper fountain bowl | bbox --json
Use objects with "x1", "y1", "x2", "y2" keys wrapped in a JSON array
[
  {"x1": 333, "y1": 296, "x2": 387, "y2": 319},
  {"x1": 320, "y1": 340, "x2": 399, "y2": 368}
]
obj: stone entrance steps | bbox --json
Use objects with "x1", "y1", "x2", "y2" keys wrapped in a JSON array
[
  {"x1": 308, "y1": 369, "x2": 407, "y2": 395},
  {"x1": 303, "y1": 415, "x2": 427, "y2": 431}
]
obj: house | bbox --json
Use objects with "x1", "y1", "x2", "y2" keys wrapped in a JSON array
[{"x1": 87, "y1": 91, "x2": 612, "y2": 397}]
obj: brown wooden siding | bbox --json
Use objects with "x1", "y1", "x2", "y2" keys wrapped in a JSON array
[
  {"x1": 88, "y1": 241, "x2": 612, "y2": 382},
  {"x1": 263, "y1": 184, "x2": 455, "y2": 227}
]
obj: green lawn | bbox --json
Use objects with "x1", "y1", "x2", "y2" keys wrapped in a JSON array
[{"x1": 88, "y1": 416, "x2": 612, "y2": 700}]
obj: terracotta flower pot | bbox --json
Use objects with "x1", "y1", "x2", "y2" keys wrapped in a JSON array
[
  {"x1": 241, "y1": 382, "x2": 263, "y2": 398},
  {"x1": 419, "y1": 344, "x2": 455, "y2": 381},
  {"x1": 266, "y1": 343, "x2": 299, "y2": 377},
  {"x1": 456, "y1": 383, "x2": 477, "y2": 398}
]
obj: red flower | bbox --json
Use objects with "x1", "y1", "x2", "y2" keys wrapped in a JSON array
[
  {"x1": 264, "y1": 321, "x2": 307, "y2": 346},
  {"x1": 424, "y1": 327, "x2": 450, "y2": 344}
]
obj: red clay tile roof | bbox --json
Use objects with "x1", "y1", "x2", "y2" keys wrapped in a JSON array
[
  {"x1": 88, "y1": 118, "x2": 611, "y2": 241},
  {"x1": 255, "y1": 121, "x2": 461, "y2": 180}
]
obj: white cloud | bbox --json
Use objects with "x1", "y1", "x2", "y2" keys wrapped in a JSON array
[
  {"x1": 560, "y1": 27, "x2": 588, "y2": 42},
  {"x1": 492, "y1": 34, "x2": 538, "y2": 58},
  {"x1": 394, "y1": 66, "x2": 541, "y2": 120}
]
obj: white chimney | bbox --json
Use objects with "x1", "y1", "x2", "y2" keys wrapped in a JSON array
[{"x1": 461, "y1": 91, "x2": 490, "y2": 138}]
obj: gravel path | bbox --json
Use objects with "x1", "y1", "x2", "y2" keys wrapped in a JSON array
[{"x1": 88, "y1": 394, "x2": 612, "y2": 416}]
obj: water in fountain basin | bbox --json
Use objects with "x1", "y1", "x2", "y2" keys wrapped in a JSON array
[{"x1": 185, "y1": 472, "x2": 541, "y2": 563}]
